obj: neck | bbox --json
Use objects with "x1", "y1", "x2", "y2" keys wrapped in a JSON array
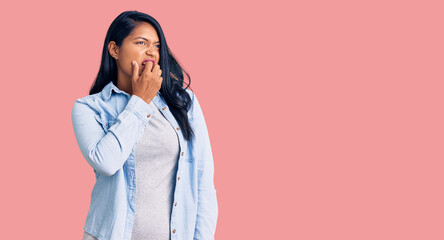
[{"x1": 116, "y1": 70, "x2": 133, "y2": 95}]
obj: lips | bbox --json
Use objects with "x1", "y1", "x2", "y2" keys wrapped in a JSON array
[{"x1": 141, "y1": 59, "x2": 155, "y2": 68}]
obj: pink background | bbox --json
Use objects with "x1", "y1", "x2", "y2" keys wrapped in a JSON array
[{"x1": 1, "y1": 0, "x2": 443, "y2": 239}]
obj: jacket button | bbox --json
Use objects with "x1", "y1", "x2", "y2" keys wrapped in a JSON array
[
  {"x1": 176, "y1": 127, "x2": 180, "y2": 130},
  {"x1": 147, "y1": 114, "x2": 151, "y2": 118},
  {"x1": 162, "y1": 107, "x2": 166, "y2": 110},
  {"x1": 181, "y1": 152, "x2": 184, "y2": 156},
  {"x1": 172, "y1": 229, "x2": 176, "y2": 234},
  {"x1": 174, "y1": 202, "x2": 177, "y2": 206},
  {"x1": 177, "y1": 177, "x2": 180, "y2": 181}
]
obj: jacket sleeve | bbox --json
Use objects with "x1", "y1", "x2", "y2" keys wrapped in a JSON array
[
  {"x1": 71, "y1": 95, "x2": 154, "y2": 177},
  {"x1": 190, "y1": 92, "x2": 219, "y2": 239}
]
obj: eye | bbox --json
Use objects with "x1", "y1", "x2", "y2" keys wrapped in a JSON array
[
  {"x1": 136, "y1": 41, "x2": 147, "y2": 46},
  {"x1": 155, "y1": 44, "x2": 160, "y2": 49}
]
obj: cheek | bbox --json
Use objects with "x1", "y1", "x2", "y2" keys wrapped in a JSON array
[
  {"x1": 120, "y1": 58, "x2": 131, "y2": 70},
  {"x1": 118, "y1": 59, "x2": 134, "y2": 76}
]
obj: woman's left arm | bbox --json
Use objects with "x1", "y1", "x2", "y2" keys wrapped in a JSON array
[{"x1": 189, "y1": 91, "x2": 219, "y2": 240}]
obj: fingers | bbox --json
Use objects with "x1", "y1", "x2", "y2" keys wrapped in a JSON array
[
  {"x1": 142, "y1": 61, "x2": 162, "y2": 77},
  {"x1": 143, "y1": 61, "x2": 154, "y2": 73},
  {"x1": 131, "y1": 61, "x2": 139, "y2": 82},
  {"x1": 154, "y1": 64, "x2": 162, "y2": 77}
]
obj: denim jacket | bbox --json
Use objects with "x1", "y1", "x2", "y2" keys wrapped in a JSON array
[{"x1": 71, "y1": 81, "x2": 218, "y2": 240}]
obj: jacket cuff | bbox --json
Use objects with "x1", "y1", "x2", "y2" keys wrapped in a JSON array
[{"x1": 126, "y1": 95, "x2": 155, "y2": 124}]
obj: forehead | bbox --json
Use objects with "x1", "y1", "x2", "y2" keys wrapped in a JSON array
[{"x1": 129, "y1": 22, "x2": 159, "y2": 41}]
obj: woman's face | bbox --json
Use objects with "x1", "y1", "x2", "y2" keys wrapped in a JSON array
[{"x1": 108, "y1": 22, "x2": 160, "y2": 81}]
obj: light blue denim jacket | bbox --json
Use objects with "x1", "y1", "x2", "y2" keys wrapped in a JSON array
[{"x1": 71, "y1": 81, "x2": 218, "y2": 240}]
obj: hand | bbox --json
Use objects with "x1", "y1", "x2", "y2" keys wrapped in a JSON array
[{"x1": 131, "y1": 60, "x2": 163, "y2": 104}]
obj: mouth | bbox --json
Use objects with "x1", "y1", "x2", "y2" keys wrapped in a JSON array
[{"x1": 141, "y1": 59, "x2": 155, "y2": 69}]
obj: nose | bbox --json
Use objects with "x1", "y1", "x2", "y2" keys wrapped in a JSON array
[{"x1": 146, "y1": 44, "x2": 157, "y2": 56}]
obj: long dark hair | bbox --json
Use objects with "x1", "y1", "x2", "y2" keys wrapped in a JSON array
[{"x1": 89, "y1": 10, "x2": 194, "y2": 142}]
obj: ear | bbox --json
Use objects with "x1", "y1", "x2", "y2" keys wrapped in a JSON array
[{"x1": 108, "y1": 41, "x2": 119, "y2": 59}]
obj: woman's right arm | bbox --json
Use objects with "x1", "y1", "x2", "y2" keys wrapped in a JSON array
[{"x1": 71, "y1": 95, "x2": 154, "y2": 177}]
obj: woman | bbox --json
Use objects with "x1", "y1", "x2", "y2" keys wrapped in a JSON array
[{"x1": 71, "y1": 10, "x2": 218, "y2": 240}]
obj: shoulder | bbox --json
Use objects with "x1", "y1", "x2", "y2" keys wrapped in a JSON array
[
  {"x1": 183, "y1": 87, "x2": 208, "y2": 123},
  {"x1": 183, "y1": 88, "x2": 197, "y2": 108},
  {"x1": 75, "y1": 93, "x2": 97, "y2": 103},
  {"x1": 185, "y1": 88, "x2": 195, "y2": 100},
  {"x1": 183, "y1": 88, "x2": 198, "y2": 119},
  {"x1": 72, "y1": 92, "x2": 104, "y2": 116}
]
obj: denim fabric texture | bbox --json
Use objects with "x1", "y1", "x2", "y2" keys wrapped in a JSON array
[{"x1": 72, "y1": 81, "x2": 218, "y2": 240}]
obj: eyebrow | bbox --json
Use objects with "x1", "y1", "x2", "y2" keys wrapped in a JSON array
[{"x1": 134, "y1": 37, "x2": 160, "y2": 43}]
